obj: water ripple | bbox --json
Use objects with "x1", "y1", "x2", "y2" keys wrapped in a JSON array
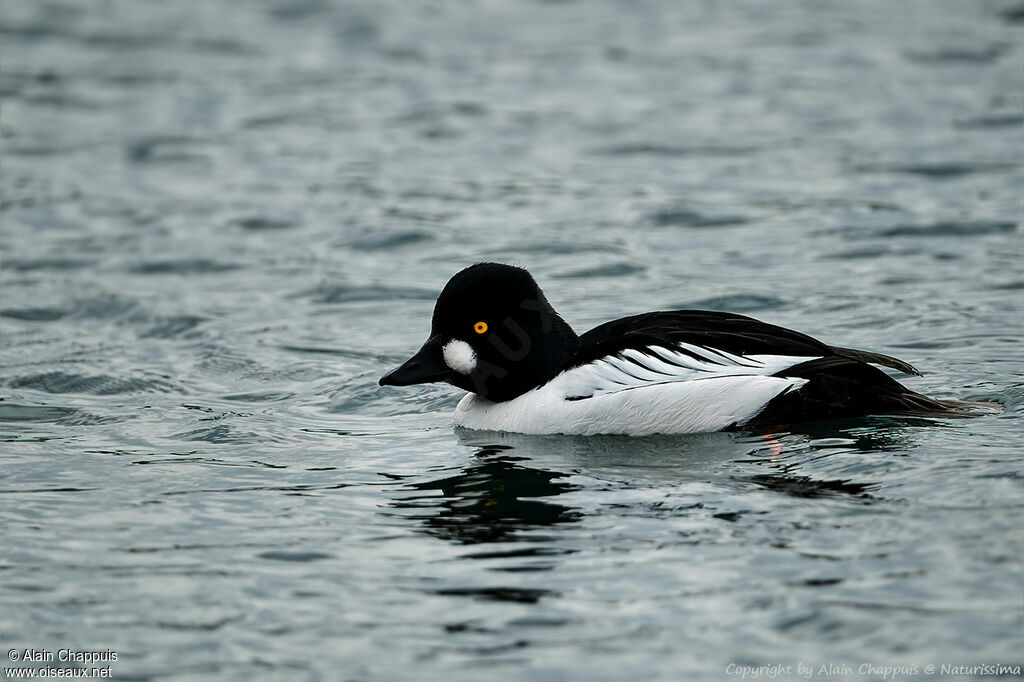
[{"x1": 6, "y1": 372, "x2": 177, "y2": 395}]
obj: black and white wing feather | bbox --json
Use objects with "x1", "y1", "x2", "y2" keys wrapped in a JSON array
[
  {"x1": 573, "y1": 310, "x2": 921, "y2": 376},
  {"x1": 558, "y1": 343, "x2": 820, "y2": 401}
]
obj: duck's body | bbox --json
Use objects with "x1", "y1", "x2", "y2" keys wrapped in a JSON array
[
  {"x1": 380, "y1": 263, "x2": 985, "y2": 436},
  {"x1": 454, "y1": 369, "x2": 807, "y2": 435}
]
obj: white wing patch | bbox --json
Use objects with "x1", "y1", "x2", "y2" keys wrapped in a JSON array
[
  {"x1": 454, "y1": 343, "x2": 820, "y2": 435},
  {"x1": 558, "y1": 343, "x2": 818, "y2": 400}
]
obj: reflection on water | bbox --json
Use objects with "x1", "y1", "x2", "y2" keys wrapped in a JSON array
[
  {"x1": 739, "y1": 418, "x2": 924, "y2": 501},
  {"x1": 391, "y1": 445, "x2": 581, "y2": 545},
  {"x1": 454, "y1": 428, "x2": 758, "y2": 480},
  {"x1": 391, "y1": 421, "x2": 915, "y2": 554},
  {"x1": 748, "y1": 474, "x2": 875, "y2": 501}
]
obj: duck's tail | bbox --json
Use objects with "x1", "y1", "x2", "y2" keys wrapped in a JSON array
[
  {"x1": 746, "y1": 356, "x2": 1003, "y2": 428},
  {"x1": 825, "y1": 348, "x2": 1003, "y2": 417},
  {"x1": 899, "y1": 395, "x2": 1003, "y2": 418}
]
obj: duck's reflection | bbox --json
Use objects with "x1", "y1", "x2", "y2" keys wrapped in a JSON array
[
  {"x1": 741, "y1": 416, "x2": 928, "y2": 501},
  {"x1": 390, "y1": 418, "x2": 923, "y2": 550},
  {"x1": 783, "y1": 415, "x2": 931, "y2": 452},
  {"x1": 390, "y1": 445, "x2": 581, "y2": 545}
]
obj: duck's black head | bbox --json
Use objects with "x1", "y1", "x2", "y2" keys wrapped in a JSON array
[{"x1": 379, "y1": 263, "x2": 580, "y2": 402}]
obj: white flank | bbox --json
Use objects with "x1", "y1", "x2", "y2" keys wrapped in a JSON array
[
  {"x1": 442, "y1": 339, "x2": 477, "y2": 375},
  {"x1": 453, "y1": 344, "x2": 818, "y2": 435}
]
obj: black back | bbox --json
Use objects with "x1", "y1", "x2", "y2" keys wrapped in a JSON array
[{"x1": 574, "y1": 310, "x2": 833, "y2": 367}]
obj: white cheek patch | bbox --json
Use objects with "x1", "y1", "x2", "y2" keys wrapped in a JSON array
[{"x1": 442, "y1": 339, "x2": 477, "y2": 375}]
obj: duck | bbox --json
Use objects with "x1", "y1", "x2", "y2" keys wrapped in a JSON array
[{"x1": 379, "y1": 262, "x2": 986, "y2": 435}]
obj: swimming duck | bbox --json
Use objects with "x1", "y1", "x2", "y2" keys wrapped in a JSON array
[{"x1": 379, "y1": 263, "x2": 981, "y2": 435}]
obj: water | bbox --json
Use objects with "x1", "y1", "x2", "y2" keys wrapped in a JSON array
[{"x1": 2, "y1": 0, "x2": 1022, "y2": 679}]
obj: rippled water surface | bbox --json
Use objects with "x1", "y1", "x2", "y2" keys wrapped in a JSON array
[{"x1": 2, "y1": 0, "x2": 1023, "y2": 679}]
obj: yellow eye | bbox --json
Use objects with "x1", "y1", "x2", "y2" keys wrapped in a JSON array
[{"x1": 473, "y1": 321, "x2": 488, "y2": 334}]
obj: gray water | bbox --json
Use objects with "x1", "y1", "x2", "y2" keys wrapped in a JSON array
[{"x1": 2, "y1": 0, "x2": 1023, "y2": 679}]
